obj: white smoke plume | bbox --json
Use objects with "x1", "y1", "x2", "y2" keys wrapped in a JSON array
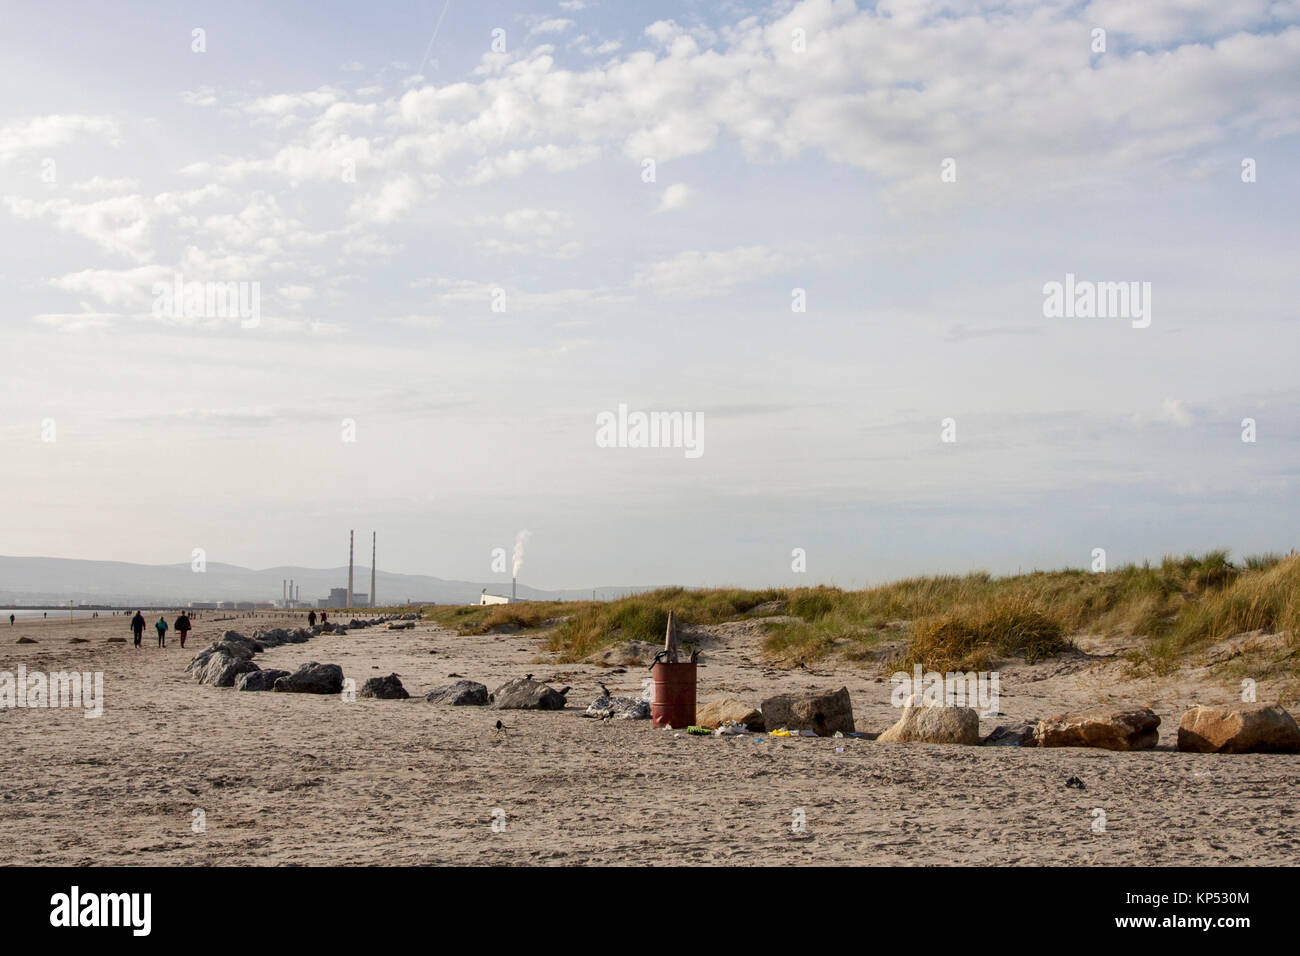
[{"x1": 512, "y1": 529, "x2": 531, "y2": 579}]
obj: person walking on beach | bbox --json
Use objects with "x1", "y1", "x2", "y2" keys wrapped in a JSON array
[
  {"x1": 308, "y1": 610, "x2": 317, "y2": 627},
  {"x1": 8, "y1": 613, "x2": 13, "y2": 626},
  {"x1": 175, "y1": 612, "x2": 192, "y2": 649},
  {"x1": 130, "y1": 611, "x2": 145, "y2": 648},
  {"x1": 155, "y1": 616, "x2": 168, "y2": 648},
  {"x1": 321, "y1": 611, "x2": 328, "y2": 626}
]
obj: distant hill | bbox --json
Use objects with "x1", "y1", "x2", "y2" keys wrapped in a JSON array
[{"x1": 0, "y1": 555, "x2": 650, "y2": 607}]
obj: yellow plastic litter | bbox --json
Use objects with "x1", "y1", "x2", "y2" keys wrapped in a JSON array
[{"x1": 769, "y1": 728, "x2": 794, "y2": 737}]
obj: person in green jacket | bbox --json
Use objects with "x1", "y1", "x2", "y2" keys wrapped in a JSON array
[{"x1": 155, "y1": 616, "x2": 168, "y2": 648}]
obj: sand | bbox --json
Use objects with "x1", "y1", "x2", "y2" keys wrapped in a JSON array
[{"x1": 2, "y1": 611, "x2": 1297, "y2": 865}]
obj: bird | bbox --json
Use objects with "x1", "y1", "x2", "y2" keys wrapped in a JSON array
[
  {"x1": 447, "y1": 672, "x2": 462, "y2": 678},
  {"x1": 598, "y1": 682, "x2": 611, "y2": 698},
  {"x1": 524, "y1": 673, "x2": 534, "y2": 681},
  {"x1": 494, "y1": 720, "x2": 508, "y2": 733},
  {"x1": 689, "y1": 649, "x2": 699, "y2": 664}
]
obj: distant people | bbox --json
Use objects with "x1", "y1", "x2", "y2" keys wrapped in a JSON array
[
  {"x1": 308, "y1": 610, "x2": 317, "y2": 627},
  {"x1": 155, "y1": 616, "x2": 168, "y2": 648},
  {"x1": 321, "y1": 611, "x2": 328, "y2": 626},
  {"x1": 175, "y1": 612, "x2": 192, "y2": 649},
  {"x1": 131, "y1": 611, "x2": 145, "y2": 648},
  {"x1": 8, "y1": 614, "x2": 13, "y2": 626}
]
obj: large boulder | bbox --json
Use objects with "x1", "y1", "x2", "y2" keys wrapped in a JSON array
[
  {"x1": 359, "y1": 673, "x2": 410, "y2": 700},
  {"x1": 425, "y1": 680, "x2": 490, "y2": 706},
  {"x1": 492, "y1": 677, "x2": 568, "y2": 710},
  {"x1": 759, "y1": 687, "x2": 854, "y2": 737},
  {"x1": 878, "y1": 696, "x2": 980, "y2": 745},
  {"x1": 235, "y1": 669, "x2": 290, "y2": 692},
  {"x1": 221, "y1": 630, "x2": 258, "y2": 654},
  {"x1": 583, "y1": 695, "x2": 651, "y2": 720},
  {"x1": 273, "y1": 662, "x2": 345, "y2": 695},
  {"x1": 189, "y1": 650, "x2": 260, "y2": 687},
  {"x1": 1177, "y1": 704, "x2": 1300, "y2": 754},
  {"x1": 1036, "y1": 706, "x2": 1160, "y2": 751},
  {"x1": 697, "y1": 697, "x2": 765, "y2": 731}
]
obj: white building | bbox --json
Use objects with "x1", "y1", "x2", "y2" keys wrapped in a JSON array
[{"x1": 478, "y1": 588, "x2": 510, "y2": 606}]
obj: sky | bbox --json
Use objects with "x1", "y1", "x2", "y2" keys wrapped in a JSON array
[{"x1": 1, "y1": 0, "x2": 1298, "y2": 591}]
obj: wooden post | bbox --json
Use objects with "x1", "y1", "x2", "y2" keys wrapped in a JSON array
[{"x1": 664, "y1": 609, "x2": 678, "y2": 663}]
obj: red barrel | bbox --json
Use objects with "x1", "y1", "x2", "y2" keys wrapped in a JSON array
[{"x1": 651, "y1": 661, "x2": 697, "y2": 728}]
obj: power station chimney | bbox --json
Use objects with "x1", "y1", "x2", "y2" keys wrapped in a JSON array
[
  {"x1": 347, "y1": 530, "x2": 354, "y2": 608},
  {"x1": 290, "y1": 578, "x2": 294, "y2": 607},
  {"x1": 283, "y1": 579, "x2": 287, "y2": 605},
  {"x1": 295, "y1": 584, "x2": 300, "y2": 603},
  {"x1": 512, "y1": 576, "x2": 517, "y2": 602},
  {"x1": 370, "y1": 532, "x2": 376, "y2": 609}
]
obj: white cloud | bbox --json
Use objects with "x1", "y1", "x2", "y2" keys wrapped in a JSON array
[
  {"x1": 656, "y1": 182, "x2": 691, "y2": 212},
  {"x1": 0, "y1": 114, "x2": 119, "y2": 163},
  {"x1": 632, "y1": 245, "x2": 788, "y2": 298}
]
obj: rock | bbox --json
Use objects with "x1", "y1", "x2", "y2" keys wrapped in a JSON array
[
  {"x1": 1177, "y1": 704, "x2": 1300, "y2": 754},
  {"x1": 188, "y1": 649, "x2": 261, "y2": 687},
  {"x1": 359, "y1": 673, "x2": 410, "y2": 700},
  {"x1": 492, "y1": 677, "x2": 567, "y2": 710},
  {"x1": 425, "y1": 680, "x2": 490, "y2": 706},
  {"x1": 1035, "y1": 706, "x2": 1160, "y2": 751},
  {"x1": 69, "y1": 638, "x2": 89, "y2": 644},
  {"x1": 697, "y1": 697, "x2": 765, "y2": 731},
  {"x1": 273, "y1": 662, "x2": 344, "y2": 695},
  {"x1": 387, "y1": 621, "x2": 416, "y2": 630},
  {"x1": 583, "y1": 695, "x2": 651, "y2": 720},
  {"x1": 235, "y1": 669, "x2": 290, "y2": 692},
  {"x1": 878, "y1": 696, "x2": 980, "y2": 745},
  {"x1": 982, "y1": 722, "x2": 1038, "y2": 747},
  {"x1": 221, "y1": 630, "x2": 257, "y2": 653},
  {"x1": 15, "y1": 637, "x2": 36, "y2": 644},
  {"x1": 759, "y1": 687, "x2": 854, "y2": 737}
]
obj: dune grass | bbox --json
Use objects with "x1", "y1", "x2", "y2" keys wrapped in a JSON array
[{"x1": 422, "y1": 550, "x2": 1300, "y2": 675}]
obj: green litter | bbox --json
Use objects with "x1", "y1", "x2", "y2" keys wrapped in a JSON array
[{"x1": 686, "y1": 725, "x2": 712, "y2": 735}]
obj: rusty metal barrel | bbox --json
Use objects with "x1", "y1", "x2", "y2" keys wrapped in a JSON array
[{"x1": 651, "y1": 661, "x2": 697, "y2": 728}]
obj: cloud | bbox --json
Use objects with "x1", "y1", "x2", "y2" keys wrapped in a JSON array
[
  {"x1": 656, "y1": 182, "x2": 691, "y2": 212},
  {"x1": 0, "y1": 114, "x2": 119, "y2": 163},
  {"x1": 3, "y1": 193, "x2": 153, "y2": 260},
  {"x1": 631, "y1": 245, "x2": 788, "y2": 298}
]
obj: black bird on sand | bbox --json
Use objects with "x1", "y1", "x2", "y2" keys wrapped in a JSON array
[
  {"x1": 599, "y1": 682, "x2": 611, "y2": 698},
  {"x1": 524, "y1": 673, "x2": 534, "y2": 681},
  {"x1": 495, "y1": 720, "x2": 508, "y2": 732}
]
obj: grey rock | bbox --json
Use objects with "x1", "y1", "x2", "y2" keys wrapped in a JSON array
[
  {"x1": 359, "y1": 673, "x2": 410, "y2": 700},
  {"x1": 273, "y1": 662, "x2": 344, "y2": 694},
  {"x1": 982, "y1": 722, "x2": 1038, "y2": 746},
  {"x1": 492, "y1": 677, "x2": 568, "y2": 710},
  {"x1": 426, "y1": 680, "x2": 490, "y2": 706},
  {"x1": 235, "y1": 669, "x2": 290, "y2": 692}
]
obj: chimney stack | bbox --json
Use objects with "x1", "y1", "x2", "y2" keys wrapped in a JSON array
[
  {"x1": 347, "y1": 530, "x2": 354, "y2": 608},
  {"x1": 512, "y1": 576, "x2": 517, "y2": 602},
  {"x1": 283, "y1": 579, "x2": 287, "y2": 605},
  {"x1": 370, "y1": 531, "x2": 377, "y2": 609}
]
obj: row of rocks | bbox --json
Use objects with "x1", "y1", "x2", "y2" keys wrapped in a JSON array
[
  {"x1": 185, "y1": 629, "x2": 346, "y2": 695},
  {"x1": 689, "y1": 686, "x2": 1300, "y2": 753},
  {"x1": 892, "y1": 700, "x2": 1300, "y2": 753}
]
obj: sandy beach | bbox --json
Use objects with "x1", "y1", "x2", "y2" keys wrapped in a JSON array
[{"x1": 2, "y1": 610, "x2": 1296, "y2": 866}]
